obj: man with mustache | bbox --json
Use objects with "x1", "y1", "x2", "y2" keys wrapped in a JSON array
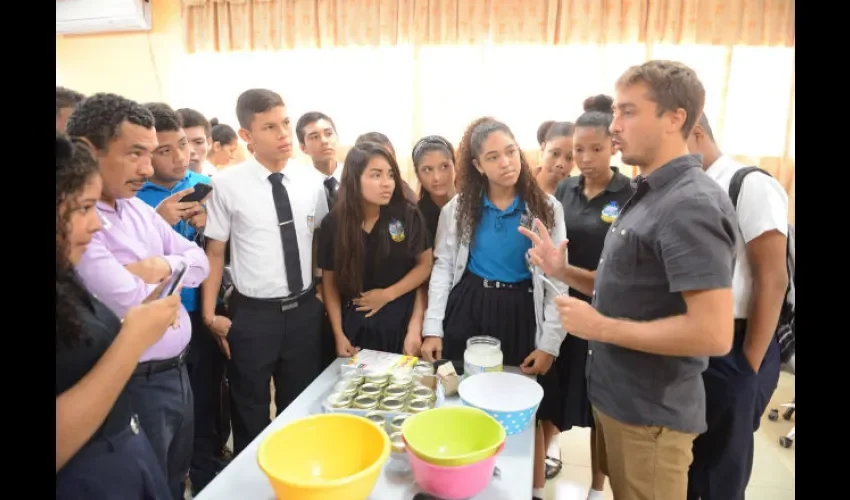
[
  {"x1": 136, "y1": 103, "x2": 231, "y2": 496},
  {"x1": 522, "y1": 61, "x2": 738, "y2": 499},
  {"x1": 68, "y1": 93, "x2": 211, "y2": 500}
]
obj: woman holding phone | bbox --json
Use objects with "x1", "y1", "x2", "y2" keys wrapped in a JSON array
[{"x1": 56, "y1": 133, "x2": 182, "y2": 499}]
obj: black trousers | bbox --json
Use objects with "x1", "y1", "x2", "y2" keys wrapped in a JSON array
[
  {"x1": 56, "y1": 417, "x2": 171, "y2": 500},
  {"x1": 125, "y1": 363, "x2": 194, "y2": 500},
  {"x1": 687, "y1": 320, "x2": 781, "y2": 500},
  {"x1": 187, "y1": 309, "x2": 231, "y2": 493},
  {"x1": 227, "y1": 290, "x2": 324, "y2": 455}
]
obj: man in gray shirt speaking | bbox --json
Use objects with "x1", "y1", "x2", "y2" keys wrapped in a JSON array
[{"x1": 521, "y1": 60, "x2": 738, "y2": 499}]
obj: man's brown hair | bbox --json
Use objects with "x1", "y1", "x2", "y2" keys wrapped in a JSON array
[{"x1": 616, "y1": 60, "x2": 705, "y2": 139}]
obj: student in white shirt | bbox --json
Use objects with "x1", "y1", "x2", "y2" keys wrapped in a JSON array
[
  {"x1": 295, "y1": 111, "x2": 343, "y2": 191},
  {"x1": 202, "y1": 89, "x2": 329, "y2": 455},
  {"x1": 686, "y1": 114, "x2": 789, "y2": 500}
]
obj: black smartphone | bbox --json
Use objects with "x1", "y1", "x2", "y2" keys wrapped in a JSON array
[
  {"x1": 179, "y1": 183, "x2": 213, "y2": 203},
  {"x1": 158, "y1": 262, "x2": 189, "y2": 299}
]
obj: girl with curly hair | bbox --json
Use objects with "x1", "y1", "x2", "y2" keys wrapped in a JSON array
[
  {"x1": 422, "y1": 121, "x2": 567, "y2": 418},
  {"x1": 55, "y1": 133, "x2": 181, "y2": 499},
  {"x1": 420, "y1": 119, "x2": 568, "y2": 499}
]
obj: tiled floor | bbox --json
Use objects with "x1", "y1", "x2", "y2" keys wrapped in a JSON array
[{"x1": 545, "y1": 372, "x2": 796, "y2": 500}]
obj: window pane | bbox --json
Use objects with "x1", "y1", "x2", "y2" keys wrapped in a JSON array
[{"x1": 722, "y1": 47, "x2": 795, "y2": 157}]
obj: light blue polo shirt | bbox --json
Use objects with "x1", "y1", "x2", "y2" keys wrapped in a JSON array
[
  {"x1": 467, "y1": 194, "x2": 533, "y2": 283},
  {"x1": 137, "y1": 170, "x2": 210, "y2": 313}
]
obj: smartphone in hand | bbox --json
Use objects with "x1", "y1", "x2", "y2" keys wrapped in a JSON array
[
  {"x1": 158, "y1": 262, "x2": 189, "y2": 300},
  {"x1": 179, "y1": 183, "x2": 213, "y2": 203}
]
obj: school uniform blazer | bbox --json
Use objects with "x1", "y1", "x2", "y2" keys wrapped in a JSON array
[{"x1": 423, "y1": 194, "x2": 568, "y2": 357}]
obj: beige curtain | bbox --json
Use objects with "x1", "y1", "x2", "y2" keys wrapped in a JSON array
[
  {"x1": 180, "y1": 0, "x2": 794, "y2": 221},
  {"x1": 182, "y1": 0, "x2": 794, "y2": 51}
]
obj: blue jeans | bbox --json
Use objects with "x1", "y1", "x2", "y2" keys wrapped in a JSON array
[{"x1": 125, "y1": 363, "x2": 194, "y2": 500}]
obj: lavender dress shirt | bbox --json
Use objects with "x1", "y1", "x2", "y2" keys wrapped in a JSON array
[{"x1": 75, "y1": 197, "x2": 211, "y2": 362}]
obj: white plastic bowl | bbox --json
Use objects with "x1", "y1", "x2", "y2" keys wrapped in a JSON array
[{"x1": 458, "y1": 372, "x2": 544, "y2": 436}]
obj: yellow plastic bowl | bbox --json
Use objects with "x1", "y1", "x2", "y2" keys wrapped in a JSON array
[
  {"x1": 402, "y1": 406, "x2": 506, "y2": 467},
  {"x1": 257, "y1": 413, "x2": 391, "y2": 500}
]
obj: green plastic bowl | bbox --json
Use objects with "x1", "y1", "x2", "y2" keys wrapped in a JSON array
[{"x1": 401, "y1": 406, "x2": 506, "y2": 467}]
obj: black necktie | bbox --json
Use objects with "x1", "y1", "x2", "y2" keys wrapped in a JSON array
[
  {"x1": 324, "y1": 176, "x2": 339, "y2": 208},
  {"x1": 268, "y1": 173, "x2": 304, "y2": 295}
]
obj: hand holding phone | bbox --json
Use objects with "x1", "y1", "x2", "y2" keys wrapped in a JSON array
[
  {"x1": 158, "y1": 262, "x2": 189, "y2": 300},
  {"x1": 179, "y1": 183, "x2": 213, "y2": 203}
]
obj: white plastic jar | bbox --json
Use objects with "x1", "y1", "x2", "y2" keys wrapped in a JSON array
[{"x1": 463, "y1": 336, "x2": 504, "y2": 378}]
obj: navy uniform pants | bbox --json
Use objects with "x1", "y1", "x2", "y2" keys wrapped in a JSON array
[
  {"x1": 57, "y1": 415, "x2": 171, "y2": 500},
  {"x1": 687, "y1": 320, "x2": 781, "y2": 500},
  {"x1": 126, "y1": 361, "x2": 195, "y2": 500},
  {"x1": 187, "y1": 310, "x2": 231, "y2": 494}
]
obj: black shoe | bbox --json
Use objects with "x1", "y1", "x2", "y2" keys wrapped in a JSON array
[{"x1": 545, "y1": 452, "x2": 563, "y2": 480}]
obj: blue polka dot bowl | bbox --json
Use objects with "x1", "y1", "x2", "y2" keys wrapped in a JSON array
[{"x1": 457, "y1": 372, "x2": 544, "y2": 436}]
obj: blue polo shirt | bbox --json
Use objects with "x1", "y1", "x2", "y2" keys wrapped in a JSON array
[
  {"x1": 467, "y1": 194, "x2": 533, "y2": 283},
  {"x1": 136, "y1": 170, "x2": 210, "y2": 312}
]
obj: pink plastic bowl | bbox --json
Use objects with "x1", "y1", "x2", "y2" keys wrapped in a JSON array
[{"x1": 403, "y1": 437, "x2": 505, "y2": 500}]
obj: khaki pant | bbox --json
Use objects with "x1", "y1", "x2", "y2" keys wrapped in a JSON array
[{"x1": 592, "y1": 407, "x2": 697, "y2": 500}]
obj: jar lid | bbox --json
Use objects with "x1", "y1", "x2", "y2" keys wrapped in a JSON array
[
  {"x1": 390, "y1": 432, "x2": 405, "y2": 453},
  {"x1": 353, "y1": 395, "x2": 378, "y2": 408},
  {"x1": 466, "y1": 335, "x2": 502, "y2": 348}
]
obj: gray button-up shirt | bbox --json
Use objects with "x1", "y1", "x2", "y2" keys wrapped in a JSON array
[{"x1": 587, "y1": 154, "x2": 737, "y2": 434}]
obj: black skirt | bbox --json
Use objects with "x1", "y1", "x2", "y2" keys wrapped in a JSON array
[
  {"x1": 342, "y1": 290, "x2": 416, "y2": 354},
  {"x1": 443, "y1": 272, "x2": 537, "y2": 369},
  {"x1": 538, "y1": 293, "x2": 594, "y2": 430}
]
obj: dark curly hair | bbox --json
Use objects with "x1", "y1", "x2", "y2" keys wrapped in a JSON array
[
  {"x1": 56, "y1": 133, "x2": 100, "y2": 348},
  {"x1": 455, "y1": 117, "x2": 554, "y2": 244},
  {"x1": 66, "y1": 93, "x2": 154, "y2": 151}
]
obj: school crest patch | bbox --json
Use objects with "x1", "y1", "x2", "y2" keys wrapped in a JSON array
[
  {"x1": 600, "y1": 201, "x2": 620, "y2": 224},
  {"x1": 389, "y1": 218, "x2": 406, "y2": 243}
]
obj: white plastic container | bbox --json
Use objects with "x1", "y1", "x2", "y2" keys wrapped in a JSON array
[{"x1": 463, "y1": 335, "x2": 504, "y2": 377}]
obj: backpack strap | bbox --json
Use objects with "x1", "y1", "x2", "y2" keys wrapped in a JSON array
[{"x1": 728, "y1": 166, "x2": 771, "y2": 209}]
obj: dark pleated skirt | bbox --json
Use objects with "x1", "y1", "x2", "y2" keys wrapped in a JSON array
[
  {"x1": 442, "y1": 272, "x2": 537, "y2": 369},
  {"x1": 342, "y1": 290, "x2": 416, "y2": 354},
  {"x1": 538, "y1": 294, "x2": 594, "y2": 430}
]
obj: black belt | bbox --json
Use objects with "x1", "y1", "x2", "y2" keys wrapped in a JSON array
[
  {"x1": 233, "y1": 286, "x2": 314, "y2": 312},
  {"x1": 132, "y1": 348, "x2": 189, "y2": 377},
  {"x1": 467, "y1": 272, "x2": 532, "y2": 292}
]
